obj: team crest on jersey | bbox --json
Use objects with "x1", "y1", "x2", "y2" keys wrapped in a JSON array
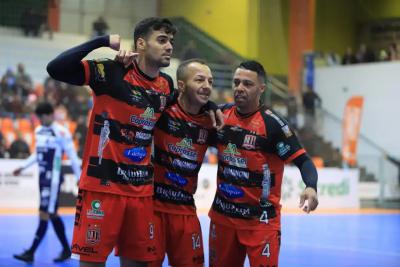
[
  {"x1": 86, "y1": 224, "x2": 101, "y2": 245},
  {"x1": 95, "y1": 63, "x2": 106, "y2": 82},
  {"x1": 87, "y1": 200, "x2": 105, "y2": 219},
  {"x1": 168, "y1": 138, "x2": 198, "y2": 160},
  {"x1": 130, "y1": 107, "x2": 156, "y2": 130},
  {"x1": 242, "y1": 134, "x2": 256, "y2": 149},
  {"x1": 197, "y1": 129, "x2": 208, "y2": 144},
  {"x1": 221, "y1": 143, "x2": 247, "y2": 168}
]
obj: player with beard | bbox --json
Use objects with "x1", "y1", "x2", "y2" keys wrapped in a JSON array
[
  {"x1": 47, "y1": 17, "x2": 177, "y2": 267},
  {"x1": 208, "y1": 60, "x2": 319, "y2": 267}
]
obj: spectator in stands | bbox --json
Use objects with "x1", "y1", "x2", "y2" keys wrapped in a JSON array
[
  {"x1": 92, "y1": 16, "x2": 109, "y2": 37},
  {"x1": 1, "y1": 68, "x2": 16, "y2": 94},
  {"x1": 8, "y1": 131, "x2": 30, "y2": 159},
  {"x1": 20, "y1": 8, "x2": 42, "y2": 37},
  {"x1": 356, "y1": 43, "x2": 375, "y2": 63},
  {"x1": 342, "y1": 47, "x2": 356, "y2": 65},
  {"x1": 385, "y1": 153, "x2": 400, "y2": 184},
  {"x1": 325, "y1": 51, "x2": 340, "y2": 66},
  {"x1": 388, "y1": 43, "x2": 399, "y2": 61},
  {"x1": 0, "y1": 132, "x2": 7, "y2": 158},
  {"x1": 15, "y1": 63, "x2": 33, "y2": 100},
  {"x1": 302, "y1": 86, "x2": 321, "y2": 131},
  {"x1": 180, "y1": 39, "x2": 200, "y2": 61}
]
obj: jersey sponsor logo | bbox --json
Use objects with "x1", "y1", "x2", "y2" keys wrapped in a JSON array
[
  {"x1": 214, "y1": 196, "x2": 251, "y2": 217},
  {"x1": 130, "y1": 108, "x2": 156, "y2": 130},
  {"x1": 98, "y1": 120, "x2": 110, "y2": 165},
  {"x1": 130, "y1": 90, "x2": 142, "y2": 103},
  {"x1": 135, "y1": 131, "x2": 152, "y2": 141},
  {"x1": 86, "y1": 200, "x2": 105, "y2": 219},
  {"x1": 221, "y1": 143, "x2": 247, "y2": 168},
  {"x1": 230, "y1": 125, "x2": 243, "y2": 132},
  {"x1": 242, "y1": 134, "x2": 256, "y2": 149},
  {"x1": 281, "y1": 125, "x2": 293, "y2": 137},
  {"x1": 167, "y1": 119, "x2": 181, "y2": 132},
  {"x1": 276, "y1": 142, "x2": 290, "y2": 157},
  {"x1": 72, "y1": 244, "x2": 99, "y2": 255},
  {"x1": 168, "y1": 138, "x2": 198, "y2": 160},
  {"x1": 222, "y1": 167, "x2": 249, "y2": 180},
  {"x1": 155, "y1": 184, "x2": 193, "y2": 202},
  {"x1": 165, "y1": 171, "x2": 188, "y2": 186},
  {"x1": 117, "y1": 167, "x2": 149, "y2": 181},
  {"x1": 197, "y1": 129, "x2": 208, "y2": 144},
  {"x1": 219, "y1": 183, "x2": 244, "y2": 199},
  {"x1": 86, "y1": 224, "x2": 101, "y2": 245},
  {"x1": 94, "y1": 63, "x2": 106, "y2": 82},
  {"x1": 172, "y1": 158, "x2": 198, "y2": 172},
  {"x1": 124, "y1": 147, "x2": 147, "y2": 162}
]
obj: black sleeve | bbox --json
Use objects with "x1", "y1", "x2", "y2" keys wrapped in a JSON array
[
  {"x1": 293, "y1": 153, "x2": 318, "y2": 191},
  {"x1": 263, "y1": 109, "x2": 305, "y2": 162},
  {"x1": 46, "y1": 35, "x2": 110, "y2": 85}
]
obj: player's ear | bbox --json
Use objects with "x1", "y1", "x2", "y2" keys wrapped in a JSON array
[
  {"x1": 136, "y1": 37, "x2": 146, "y2": 51},
  {"x1": 177, "y1": 80, "x2": 185, "y2": 93}
]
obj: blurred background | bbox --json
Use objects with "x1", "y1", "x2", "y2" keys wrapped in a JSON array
[{"x1": 0, "y1": 0, "x2": 399, "y2": 266}]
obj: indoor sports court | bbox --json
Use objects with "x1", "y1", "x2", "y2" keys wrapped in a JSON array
[{"x1": 0, "y1": 209, "x2": 399, "y2": 266}]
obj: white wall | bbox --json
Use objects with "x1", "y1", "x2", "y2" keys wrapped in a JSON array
[
  {"x1": 315, "y1": 62, "x2": 400, "y2": 197},
  {"x1": 60, "y1": 0, "x2": 158, "y2": 38}
]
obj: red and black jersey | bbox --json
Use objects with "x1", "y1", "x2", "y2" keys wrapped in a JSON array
[
  {"x1": 209, "y1": 104, "x2": 305, "y2": 230},
  {"x1": 153, "y1": 102, "x2": 216, "y2": 215},
  {"x1": 79, "y1": 59, "x2": 174, "y2": 197}
]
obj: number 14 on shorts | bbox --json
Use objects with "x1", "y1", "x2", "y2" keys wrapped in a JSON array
[{"x1": 191, "y1": 233, "x2": 201, "y2": 250}]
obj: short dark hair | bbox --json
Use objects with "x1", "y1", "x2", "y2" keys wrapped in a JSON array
[
  {"x1": 35, "y1": 102, "x2": 54, "y2": 115},
  {"x1": 176, "y1": 58, "x2": 207, "y2": 81},
  {"x1": 133, "y1": 17, "x2": 177, "y2": 49},
  {"x1": 238, "y1": 60, "x2": 267, "y2": 83}
]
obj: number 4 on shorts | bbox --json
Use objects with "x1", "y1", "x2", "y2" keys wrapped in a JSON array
[{"x1": 262, "y1": 243, "x2": 270, "y2": 257}]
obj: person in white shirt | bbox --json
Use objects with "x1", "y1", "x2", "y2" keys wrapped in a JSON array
[{"x1": 13, "y1": 102, "x2": 81, "y2": 263}]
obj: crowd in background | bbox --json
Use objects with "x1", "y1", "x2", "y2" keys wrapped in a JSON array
[{"x1": 0, "y1": 63, "x2": 91, "y2": 159}]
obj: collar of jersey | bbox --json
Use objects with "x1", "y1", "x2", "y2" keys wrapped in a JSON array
[
  {"x1": 133, "y1": 60, "x2": 157, "y2": 81},
  {"x1": 234, "y1": 105, "x2": 261, "y2": 118}
]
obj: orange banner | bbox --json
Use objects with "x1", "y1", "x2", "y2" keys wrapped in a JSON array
[{"x1": 342, "y1": 96, "x2": 364, "y2": 166}]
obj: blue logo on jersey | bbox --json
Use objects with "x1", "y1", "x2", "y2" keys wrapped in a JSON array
[
  {"x1": 165, "y1": 172, "x2": 188, "y2": 187},
  {"x1": 219, "y1": 183, "x2": 244, "y2": 199},
  {"x1": 124, "y1": 147, "x2": 147, "y2": 162}
]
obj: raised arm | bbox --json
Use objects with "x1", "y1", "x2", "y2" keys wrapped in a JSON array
[{"x1": 46, "y1": 35, "x2": 120, "y2": 85}]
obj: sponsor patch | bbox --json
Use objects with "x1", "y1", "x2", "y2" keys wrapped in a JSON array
[
  {"x1": 165, "y1": 172, "x2": 188, "y2": 186},
  {"x1": 276, "y1": 142, "x2": 290, "y2": 157},
  {"x1": 124, "y1": 147, "x2": 147, "y2": 162},
  {"x1": 87, "y1": 200, "x2": 104, "y2": 219},
  {"x1": 219, "y1": 183, "x2": 244, "y2": 199}
]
